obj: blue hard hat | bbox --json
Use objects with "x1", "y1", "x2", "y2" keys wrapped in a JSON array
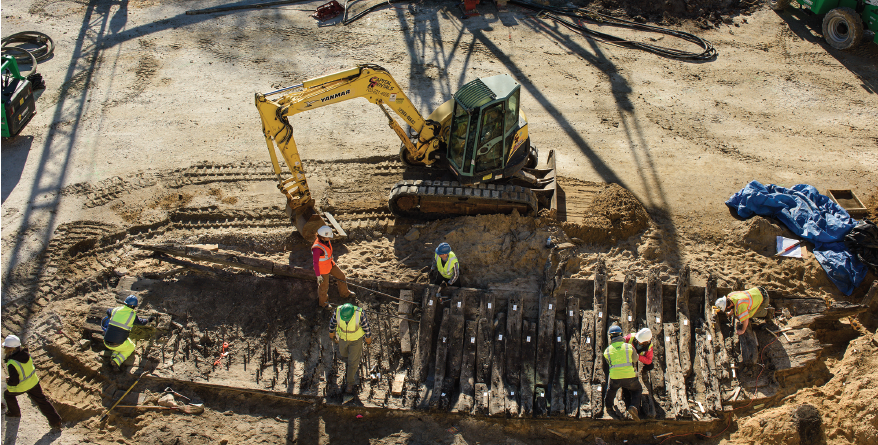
[
  {"x1": 608, "y1": 325, "x2": 623, "y2": 338},
  {"x1": 435, "y1": 243, "x2": 451, "y2": 255},
  {"x1": 124, "y1": 295, "x2": 138, "y2": 308}
]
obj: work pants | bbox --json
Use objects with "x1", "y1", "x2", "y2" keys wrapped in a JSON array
[
  {"x1": 3, "y1": 383, "x2": 62, "y2": 425},
  {"x1": 105, "y1": 338, "x2": 136, "y2": 366},
  {"x1": 318, "y1": 264, "x2": 351, "y2": 307},
  {"x1": 604, "y1": 376, "x2": 642, "y2": 414},
  {"x1": 338, "y1": 337, "x2": 364, "y2": 388},
  {"x1": 752, "y1": 291, "x2": 770, "y2": 319}
]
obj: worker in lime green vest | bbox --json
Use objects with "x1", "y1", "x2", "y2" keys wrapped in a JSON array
[
  {"x1": 603, "y1": 325, "x2": 642, "y2": 421},
  {"x1": 329, "y1": 303, "x2": 373, "y2": 393},
  {"x1": 3, "y1": 335, "x2": 62, "y2": 430},
  {"x1": 715, "y1": 287, "x2": 770, "y2": 335},
  {"x1": 429, "y1": 242, "x2": 461, "y2": 287},
  {"x1": 102, "y1": 295, "x2": 155, "y2": 371}
]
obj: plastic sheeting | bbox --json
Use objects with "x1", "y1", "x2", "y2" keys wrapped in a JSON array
[{"x1": 726, "y1": 180, "x2": 866, "y2": 296}]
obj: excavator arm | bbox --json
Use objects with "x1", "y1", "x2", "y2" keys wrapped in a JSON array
[{"x1": 255, "y1": 64, "x2": 444, "y2": 239}]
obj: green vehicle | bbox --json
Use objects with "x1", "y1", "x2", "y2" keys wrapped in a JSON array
[{"x1": 770, "y1": 0, "x2": 878, "y2": 49}]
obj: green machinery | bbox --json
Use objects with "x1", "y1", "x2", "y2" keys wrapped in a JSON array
[
  {"x1": 770, "y1": 0, "x2": 878, "y2": 50},
  {"x1": 1, "y1": 55, "x2": 37, "y2": 138}
]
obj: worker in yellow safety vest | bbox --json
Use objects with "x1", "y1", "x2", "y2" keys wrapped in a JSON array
[
  {"x1": 429, "y1": 242, "x2": 461, "y2": 287},
  {"x1": 3, "y1": 335, "x2": 63, "y2": 430},
  {"x1": 603, "y1": 325, "x2": 642, "y2": 421},
  {"x1": 328, "y1": 303, "x2": 372, "y2": 393},
  {"x1": 313, "y1": 225, "x2": 355, "y2": 308},
  {"x1": 716, "y1": 287, "x2": 770, "y2": 335},
  {"x1": 102, "y1": 295, "x2": 155, "y2": 371}
]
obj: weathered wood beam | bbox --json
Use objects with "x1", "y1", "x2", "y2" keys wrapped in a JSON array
[
  {"x1": 621, "y1": 273, "x2": 637, "y2": 334},
  {"x1": 646, "y1": 267, "x2": 666, "y2": 392},
  {"x1": 663, "y1": 323, "x2": 691, "y2": 419},
  {"x1": 536, "y1": 293, "x2": 557, "y2": 387},
  {"x1": 414, "y1": 289, "x2": 439, "y2": 382},
  {"x1": 506, "y1": 295, "x2": 523, "y2": 388},
  {"x1": 429, "y1": 308, "x2": 452, "y2": 411},
  {"x1": 520, "y1": 320, "x2": 537, "y2": 417},
  {"x1": 591, "y1": 257, "x2": 608, "y2": 418},
  {"x1": 456, "y1": 320, "x2": 477, "y2": 413},
  {"x1": 677, "y1": 265, "x2": 692, "y2": 378},
  {"x1": 565, "y1": 295, "x2": 581, "y2": 418},
  {"x1": 476, "y1": 317, "x2": 492, "y2": 385},
  {"x1": 446, "y1": 294, "x2": 466, "y2": 404},
  {"x1": 490, "y1": 312, "x2": 508, "y2": 417},
  {"x1": 702, "y1": 274, "x2": 723, "y2": 412},
  {"x1": 579, "y1": 310, "x2": 595, "y2": 418},
  {"x1": 550, "y1": 319, "x2": 567, "y2": 416}
]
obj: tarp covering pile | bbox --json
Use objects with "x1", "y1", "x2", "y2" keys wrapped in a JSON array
[{"x1": 726, "y1": 180, "x2": 866, "y2": 296}]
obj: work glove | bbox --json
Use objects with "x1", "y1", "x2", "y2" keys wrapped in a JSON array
[
  {"x1": 317, "y1": 276, "x2": 324, "y2": 285},
  {"x1": 365, "y1": 337, "x2": 373, "y2": 345},
  {"x1": 148, "y1": 316, "x2": 157, "y2": 323},
  {"x1": 330, "y1": 335, "x2": 338, "y2": 344}
]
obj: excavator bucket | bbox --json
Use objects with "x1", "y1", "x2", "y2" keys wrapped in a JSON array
[
  {"x1": 289, "y1": 204, "x2": 326, "y2": 242},
  {"x1": 520, "y1": 149, "x2": 558, "y2": 214}
]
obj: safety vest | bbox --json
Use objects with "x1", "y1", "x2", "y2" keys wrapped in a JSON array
[
  {"x1": 6, "y1": 357, "x2": 39, "y2": 393},
  {"x1": 434, "y1": 252, "x2": 458, "y2": 279},
  {"x1": 108, "y1": 306, "x2": 137, "y2": 331},
  {"x1": 603, "y1": 340, "x2": 636, "y2": 379},
  {"x1": 728, "y1": 288, "x2": 764, "y2": 322},
  {"x1": 627, "y1": 334, "x2": 653, "y2": 357},
  {"x1": 313, "y1": 238, "x2": 334, "y2": 275},
  {"x1": 336, "y1": 306, "x2": 364, "y2": 342}
]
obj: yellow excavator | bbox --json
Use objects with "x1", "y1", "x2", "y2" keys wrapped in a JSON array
[{"x1": 255, "y1": 64, "x2": 557, "y2": 240}]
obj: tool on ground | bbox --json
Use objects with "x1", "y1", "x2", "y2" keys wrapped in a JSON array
[
  {"x1": 163, "y1": 387, "x2": 204, "y2": 407},
  {"x1": 775, "y1": 239, "x2": 804, "y2": 257},
  {"x1": 313, "y1": 0, "x2": 343, "y2": 20},
  {"x1": 100, "y1": 372, "x2": 149, "y2": 422},
  {"x1": 213, "y1": 342, "x2": 229, "y2": 366},
  {"x1": 2, "y1": 55, "x2": 38, "y2": 137}
]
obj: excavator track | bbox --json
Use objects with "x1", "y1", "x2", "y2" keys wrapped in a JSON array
[{"x1": 388, "y1": 179, "x2": 538, "y2": 218}]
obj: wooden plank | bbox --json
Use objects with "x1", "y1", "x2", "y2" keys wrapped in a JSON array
[
  {"x1": 414, "y1": 289, "x2": 439, "y2": 382},
  {"x1": 506, "y1": 384, "x2": 520, "y2": 417},
  {"x1": 490, "y1": 312, "x2": 507, "y2": 417},
  {"x1": 591, "y1": 257, "x2": 608, "y2": 418},
  {"x1": 429, "y1": 308, "x2": 452, "y2": 410},
  {"x1": 455, "y1": 320, "x2": 478, "y2": 413},
  {"x1": 476, "y1": 317, "x2": 492, "y2": 384},
  {"x1": 862, "y1": 280, "x2": 878, "y2": 309},
  {"x1": 479, "y1": 293, "x2": 496, "y2": 324},
  {"x1": 399, "y1": 319, "x2": 412, "y2": 354},
  {"x1": 506, "y1": 295, "x2": 523, "y2": 388},
  {"x1": 474, "y1": 383, "x2": 490, "y2": 416},
  {"x1": 392, "y1": 372, "x2": 406, "y2": 396},
  {"x1": 566, "y1": 385, "x2": 580, "y2": 418},
  {"x1": 550, "y1": 319, "x2": 567, "y2": 416},
  {"x1": 446, "y1": 294, "x2": 466, "y2": 405},
  {"x1": 646, "y1": 267, "x2": 666, "y2": 391},
  {"x1": 403, "y1": 381, "x2": 419, "y2": 409},
  {"x1": 663, "y1": 323, "x2": 691, "y2": 418},
  {"x1": 677, "y1": 265, "x2": 692, "y2": 378},
  {"x1": 740, "y1": 325, "x2": 759, "y2": 366},
  {"x1": 520, "y1": 320, "x2": 537, "y2": 417},
  {"x1": 416, "y1": 383, "x2": 431, "y2": 410},
  {"x1": 702, "y1": 274, "x2": 723, "y2": 412},
  {"x1": 536, "y1": 293, "x2": 557, "y2": 387},
  {"x1": 579, "y1": 310, "x2": 594, "y2": 418},
  {"x1": 398, "y1": 289, "x2": 414, "y2": 314},
  {"x1": 621, "y1": 273, "x2": 637, "y2": 334},
  {"x1": 565, "y1": 295, "x2": 581, "y2": 387}
]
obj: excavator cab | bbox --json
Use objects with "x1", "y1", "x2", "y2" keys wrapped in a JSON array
[{"x1": 445, "y1": 74, "x2": 530, "y2": 186}]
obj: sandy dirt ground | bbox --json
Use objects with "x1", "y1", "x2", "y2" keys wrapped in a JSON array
[{"x1": 2, "y1": 0, "x2": 877, "y2": 443}]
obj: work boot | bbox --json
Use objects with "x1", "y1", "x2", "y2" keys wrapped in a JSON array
[
  {"x1": 345, "y1": 384, "x2": 355, "y2": 394},
  {"x1": 627, "y1": 406, "x2": 640, "y2": 421}
]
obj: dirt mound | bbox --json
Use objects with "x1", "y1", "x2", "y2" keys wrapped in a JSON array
[
  {"x1": 728, "y1": 332, "x2": 878, "y2": 445},
  {"x1": 560, "y1": 181, "x2": 650, "y2": 245},
  {"x1": 586, "y1": 0, "x2": 760, "y2": 23}
]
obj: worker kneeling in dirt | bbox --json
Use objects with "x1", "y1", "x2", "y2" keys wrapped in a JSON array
[
  {"x1": 624, "y1": 328, "x2": 654, "y2": 372},
  {"x1": 429, "y1": 242, "x2": 461, "y2": 287},
  {"x1": 3, "y1": 335, "x2": 63, "y2": 430},
  {"x1": 716, "y1": 287, "x2": 770, "y2": 336},
  {"x1": 314, "y1": 225, "x2": 355, "y2": 308},
  {"x1": 102, "y1": 295, "x2": 155, "y2": 371},
  {"x1": 329, "y1": 303, "x2": 372, "y2": 393},
  {"x1": 603, "y1": 325, "x2": 641, "y2": 421}
]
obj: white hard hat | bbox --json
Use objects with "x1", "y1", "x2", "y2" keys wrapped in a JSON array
[
  {"x1": 715, "y1": 296, "x2": 728, "y2": 310},
  {"x1": 317, "y1": 225, "x2": 334, "y2": 239},
  {"x1": 635, "y1": 328, "x2": 652, "y2": 343},
  {"x1": 3, "y1": 335, "x2": 21, "y2": 348}
]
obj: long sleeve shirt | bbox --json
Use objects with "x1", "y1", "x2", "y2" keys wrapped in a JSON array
[
  {"x1": 5, "y1": 348, "x2": 32, "y2": 387},
  {"x1": 624, "y1": 333, "x2": 654, "y2": 365},
  {"x1": 312, "y1": 248, "x2": 323, "y2": 277},
  {"x1": 329, "y1": 309, "x2": 372, "y2": 338}
]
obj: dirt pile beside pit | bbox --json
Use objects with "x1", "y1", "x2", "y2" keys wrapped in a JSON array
[
  {"x1": 583, "y1": 0, "x2": 760, "y2": 24},
  {"x1": 728, "y1": 332, "x2": 878, "y2": 445},
  {"x1": 560, "y1": 180, "x2": 650, "y2": 245}
]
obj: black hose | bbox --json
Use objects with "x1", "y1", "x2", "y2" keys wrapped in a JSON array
[
  {"x1": 1, "y1": 46, "x2": 37, "y2": 78},
  {"x1": 342, "y1": 0, "x2": 408, "y2": 26},
  {"x1": 509, "y1": 0, "x2": 717, "y2": 61},
  {"x1": 2, "y1": 31, "x2": 55, "y2": 64}
]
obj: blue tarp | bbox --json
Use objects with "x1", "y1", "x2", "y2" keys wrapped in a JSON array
[{"x1": 725, "y1": 180, "x2": 866, "y2": 296}]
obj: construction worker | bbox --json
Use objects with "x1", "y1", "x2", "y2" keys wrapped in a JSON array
[
  {"x1": 3, "y1": 335, "x2": 62, "y2": 430},
  {"x1": 624, "y1": 327, "x2": 654, "y2": 372},
  {"x1": 328, "y1": 303, "x2": 372, "y2": 393},
  {"x1": 102, "y1": 295, "x2": 154, "y2": 371},
  {"x1": 429, "y1": 242, "x2": 460, "y2": 287},
  {"x1": 313, "y1": 225, "x2": 355, "y2": 308},
  {"x1": 716, "y1": 287, "x2": 770, "y2": 335},
  {"x1": 603, "y1": 324, "x2": 642, "y2": 421}
]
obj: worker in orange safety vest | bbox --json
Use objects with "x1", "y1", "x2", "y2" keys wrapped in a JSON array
[{"x1": 313, "y1": 225, "x2": 355, "y2": 308}]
